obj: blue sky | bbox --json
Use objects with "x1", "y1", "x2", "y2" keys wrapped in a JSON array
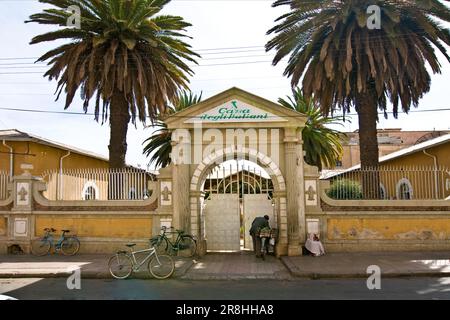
[{"x1": 0, "y1": 0, "x2": 449, "y2": 169}]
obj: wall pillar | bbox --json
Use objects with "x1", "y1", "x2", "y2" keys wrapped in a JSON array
[
  {"x1": 190, "y1": 191, "x2": 206, "y2": 256},
  {"x1": 284, "y1": 128, "x2": 302, "y2": 256},
  {"x1": 296, "y1": 134, "x2": 307, "y2": 245},
  {"x1": 172, "y1": 163, "x2": 191, "y2": 233},
  {"x1": 273, "y1": 192, "x2": 288, "y2": 256},
  {"x1": 8, "y1": 164, "x2": 38, "y2": 253}
]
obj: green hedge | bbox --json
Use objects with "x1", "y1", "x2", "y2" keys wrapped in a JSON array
[{"x1": 327, "y1": 179, "x2": 363, "y2": 200}]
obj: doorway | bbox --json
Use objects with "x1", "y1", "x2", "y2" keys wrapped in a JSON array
[{"x1": 202, "y1": 160, "x2": 275, "y2": 252}]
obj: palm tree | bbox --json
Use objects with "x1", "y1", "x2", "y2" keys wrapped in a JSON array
[
  {"x1": 278, "y1": 88, "x2": 345, "y2": 171},
  {"x1": 266, "y1": 0, "x2": 450, "y2": 198},
  {"x1": 143, "y1": 90, "x2": 202, "y2": 168},
  {"x1": 27, "y1": 0, "x2": 199, "y2": 168}
]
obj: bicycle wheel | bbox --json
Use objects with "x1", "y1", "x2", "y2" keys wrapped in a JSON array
[
  {"x1": 154, "y1": 237, "x2": 169, "y2": 255},
  {"x1": 31, "y1": 238, "x2": 51, "y2": 256},
  {"x1": 60, "y1": 237, "x2": 80, "y2": 256},
  {"x1": 148, "y1": 254, "x2": 174, "y2": 279},
  {"x1": 177, "y1": 236, "x2": 197, "y2": 258},
  {"x1": 108, "y1": 253, "x2": 133, "y2": 279}
]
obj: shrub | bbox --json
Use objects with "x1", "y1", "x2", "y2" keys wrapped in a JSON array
[{"x1": 326, "y1": 179, "x2": 363, "y2": 200}]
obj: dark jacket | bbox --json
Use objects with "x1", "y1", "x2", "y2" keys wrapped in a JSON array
[{"x1": 249, "y1": 217, "x2": 270, "y2": 235}]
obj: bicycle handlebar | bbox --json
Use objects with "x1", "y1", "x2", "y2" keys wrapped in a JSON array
[{"x1": 44, "y1": 228, "x2": 56, "y2": 232}]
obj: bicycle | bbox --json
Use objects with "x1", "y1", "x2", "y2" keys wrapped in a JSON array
[
  {"x1": 31, "y1": 228, "x2": 80, "y2": 256},
  {"x1": 154, "y1": 226, "x2": 197, "y2": 258},
  {"x1": 108, "y1": 239, "x2": 174, "y2": 280}
]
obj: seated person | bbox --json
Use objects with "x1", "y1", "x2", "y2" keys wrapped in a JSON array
[{"x1": 304, "y1": 233, "x2": 325, "y2": 257}]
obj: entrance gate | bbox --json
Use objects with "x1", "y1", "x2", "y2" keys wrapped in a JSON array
[
  {"x1": 163, "y1": 87, "x2": 309, "y2": 256},
  {"x1": 203, "y1": 160, "x2": 274, "y2": 251}
]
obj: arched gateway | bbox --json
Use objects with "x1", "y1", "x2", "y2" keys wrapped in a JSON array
[{"x1": 157, "y1": 87, "x2": 308, "y2": 256}]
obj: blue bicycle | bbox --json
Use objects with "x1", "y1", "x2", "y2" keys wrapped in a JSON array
[{"x1": 31, "y1": 228, "x2": 80, "y2": 256}]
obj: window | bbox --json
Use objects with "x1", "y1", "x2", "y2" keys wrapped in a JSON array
[
  {"x1": 335, "y1": 160, "x2": 343, "y2": 167},
  {"x1": 396, "y1": 178, "x2": 413, "y2": 200},
  {"x1": 84, "y1": 186, "x2": 96, "y2": 200},
  {"x1": 82, "y1": 181, "x2": 99, "y2": 200}
]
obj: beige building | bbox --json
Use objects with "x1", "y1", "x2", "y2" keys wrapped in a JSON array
[{"x1": 335, "y1": 129, "x2": 450, "y2": 169}]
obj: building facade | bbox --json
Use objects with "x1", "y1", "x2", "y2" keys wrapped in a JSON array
[{"x1": 334, "y1": 129, "x2": 450, "y2": 169}]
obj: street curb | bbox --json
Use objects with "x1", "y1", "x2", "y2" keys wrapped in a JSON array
[{"x1": 0, "y1": 258, "x2": 196, "y2": 280}]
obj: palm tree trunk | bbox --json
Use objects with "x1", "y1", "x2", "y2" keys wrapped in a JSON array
[
  {"x1": 356, "y1": 92, "x2": 380, "y2": 199},
  {"x1": 109, "y1": 91, "x2": 130, "y2": 169}
]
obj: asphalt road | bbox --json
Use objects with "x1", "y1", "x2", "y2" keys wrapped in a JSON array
[{"x1": 0, "y1": 277, "x2": 449, "y2": 300}]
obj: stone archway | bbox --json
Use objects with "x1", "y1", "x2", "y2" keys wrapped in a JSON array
[
  {"x1": 188, "y1": 146, "x2": 288, "y2": 254},
  {"x1": 164, "y1": 87, "x2": 308, "y2": 256}
]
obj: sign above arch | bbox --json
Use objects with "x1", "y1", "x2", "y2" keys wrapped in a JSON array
[
  {"x1": 164, "y1": 87, "x2": 307, "y2": 129},
  {"x1": 184, "y1": 99, "x2": 287, "y2": 123}
]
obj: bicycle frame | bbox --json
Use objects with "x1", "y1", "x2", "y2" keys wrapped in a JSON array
[
  {"x1": 127, "y1": 246, "x2": 163, "y2": 272},
  {"x1": 161, "y1": 230, "x2": 183, "y2": 250},
  {"x1": 42, "y1": 232, "x2": 65, "y2": 250}
]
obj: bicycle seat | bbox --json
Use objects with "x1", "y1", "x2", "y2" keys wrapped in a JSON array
[
  {"x1": 125, "y1": 243, "x2": 136, "y2": 248},
  {"x1": 176, "y1": 229, "x2": 184, "y2": 234},
  {"x1": 62, "y1": 229, "x2": 70, "y2": 233}
]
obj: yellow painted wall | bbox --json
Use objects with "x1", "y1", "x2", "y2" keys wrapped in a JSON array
[
  {"x1": 379, "y1": 143, "x2": 449, "y2": 199},
  {"x1": 328, "y1": 218, "x2": 450, "y2": 240},
  {"x1": 0, "y1": 141, "x2": 108, "y2": 176},
  {"x1": 340, "y1": 141, "x2": 449, "y2": 169},
  {"x1": 383, "y1": 143, "x2": 449, "y2": 168},
  {"x1": 0, "y1": 217, "x2": 6, "y2": 236},
  {"x1": 35, "y1": 215, "x2": 152, "y2": 238}
]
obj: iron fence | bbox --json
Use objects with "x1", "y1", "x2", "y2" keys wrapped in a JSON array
[
  {"x1": 41, "y1": 168, "x2": 153, "y2": 201},
  {"x1": 324, "y1": 165, "x2": 450, "y2": 200},
  {"x1": 0, "y1": 171, "x2": 10, "y2": 200}
]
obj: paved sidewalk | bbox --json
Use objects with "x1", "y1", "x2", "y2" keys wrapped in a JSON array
[
  {"x1": 181, "y1": 252, "x2": 292, "y2": 280},
  {"x1": 0, "y1": 254, "x2": 193, "y2": 279},
  {"x1": 0, "y1": 251, "x2": 449, "y2": 280},
  {"x1": 281, "y1": 251, "x2": 450, "y2": 279}
]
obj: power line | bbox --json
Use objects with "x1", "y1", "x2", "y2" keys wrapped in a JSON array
[
  {"x1": 0, "y1": 106, "x2": 448, "y2": 118},
  {"x1": 0, "y1": 53, "x2": 273, "y2": 68},
  {"x1": 1, "y1": 0, "x2": 276, "y2": 1},
  {"x1": 0, "y1": 75, "x2": 288, "y2": 85},
  {"x1": 0, "y1": 59, "x2": 284, "y2": 75},
  {"x1": 0, "y1": 28, "x2": 443, "y2": 62},
  {"x1": 0, "y1": 48, "x2": 267, "y2": 61}
]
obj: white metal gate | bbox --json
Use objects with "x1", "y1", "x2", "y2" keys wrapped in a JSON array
[
  {"x1": 204, "y1": 194, "x2": 240, "y2": 251},
  {"x1": 243, "y1": 194, "x2": 274, "y2": 250},
  {"x1": 203, "y1": 161, "x2": 274, "y2": 251}
]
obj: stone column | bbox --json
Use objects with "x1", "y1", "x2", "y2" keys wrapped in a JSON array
[
  {"x1": 190, "y1": 191, "x2": 207, "y2": 256},
  {"x1": 172, "y1": 163, "x2": 191, "y2": 232},
  {"x1": 272, "y1": 191, "x2": 288, "y2": 257},
  {"x1": 296, "y1": 134, "x2": 307, "y2": 245},
  {"x1": 284, "y1": 128, "x2": 302, "y2": 256},
  {"x1": 170, "y1": 132, "x2": 192, "y2": 232}
]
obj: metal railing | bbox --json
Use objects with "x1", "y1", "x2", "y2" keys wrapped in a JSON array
[
  {"x1": 324, "y1": 165, "x2": 450, "y2": 200},
  {"x1": 0, "y1": 171, "x2": 10, "y2": 200},
  {"x1": 41, "y1": 168, "x2": 153, "y2": 201},
  {"x1": 203, "y1": 161, "x2": 273, "y2": 198}
]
